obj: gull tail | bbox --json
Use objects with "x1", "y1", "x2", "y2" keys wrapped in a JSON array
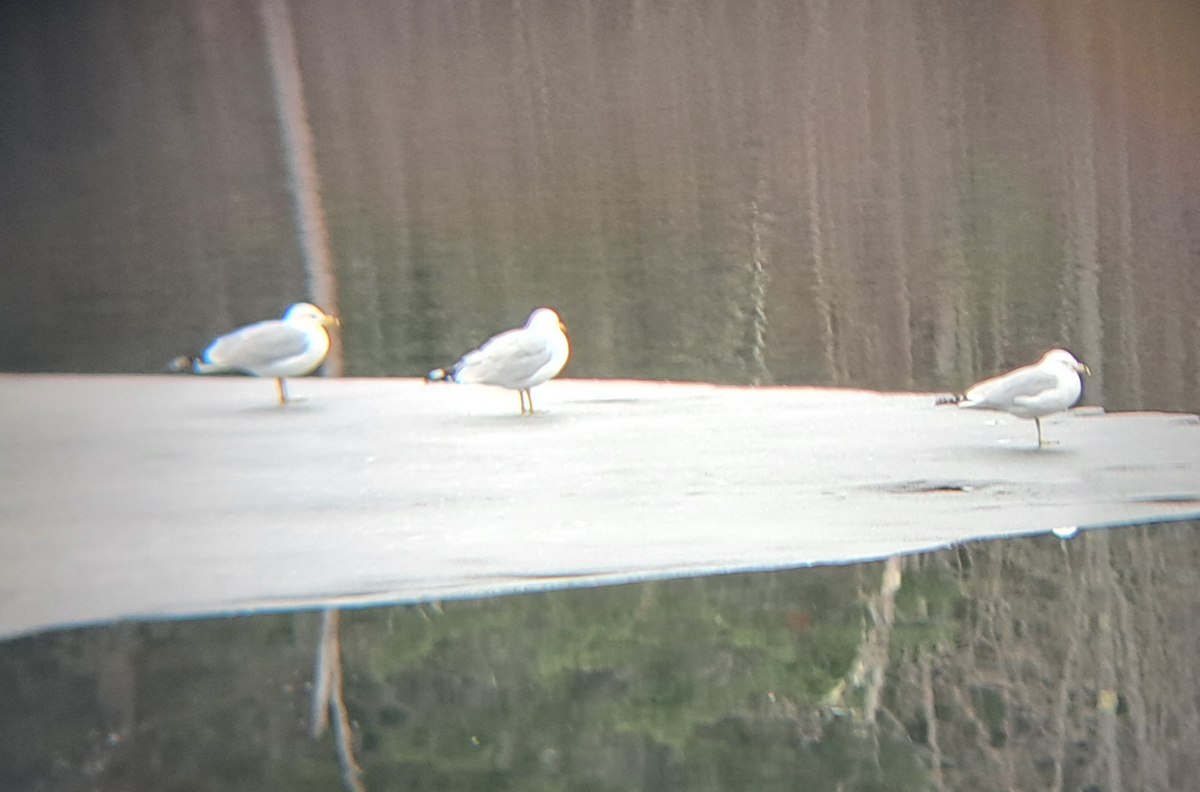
[
  {"x1": 169, "y1": 355, "x2": 197, "y2": 373},
  {"x1": 425, "y1": 367, "x2": 454, "y2": 383},
  {"x1": 169, "y1": 353, "x2": 229, "y2": 375}
]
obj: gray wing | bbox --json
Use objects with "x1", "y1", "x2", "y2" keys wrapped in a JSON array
[
  {"x1": 204, "y1": 320, "x2": 311, "y2": 370},
  {"x1": 963, "y1": 366, "x2": 1059, "y2": 408},
  {"x1": 453, "y1": 328, "x2": 553, "y2": 388}
]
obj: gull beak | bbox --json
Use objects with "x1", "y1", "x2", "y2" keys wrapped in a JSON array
[
  {"x1": 322, "y1": 315, "x2": 341, "y2": 328},
  {"x1": 1077, "y1": 362, "x2": 1091, "y2": 375}
]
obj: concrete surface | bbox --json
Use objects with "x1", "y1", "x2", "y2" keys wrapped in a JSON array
[{"x1": 2, "y1": 374, "x2": 1199, "y2": 640}]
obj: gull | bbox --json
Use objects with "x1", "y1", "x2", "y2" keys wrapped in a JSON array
[
  {"x1": 172, "y1": 303, "x2": 339, "y2": 404},
  {"x1": 427, "y1": 307, "x2": 570, "y2": 414},
  {"x1": 937, "y1": 348, "x2": 1091, "y2": 446}
]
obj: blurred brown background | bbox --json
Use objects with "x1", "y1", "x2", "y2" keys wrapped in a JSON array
[{"x1": 1, "y1": 0, "x2": 1197, "y2": 411}]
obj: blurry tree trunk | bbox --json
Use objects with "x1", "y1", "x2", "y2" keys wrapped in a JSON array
[
  {"x1": 311, "y1": 608, "x2": 365, "y2": 792},
  {"x1": 918, "y1": 1, "x2": 973, "y2": 382},
  {"x1": 1149, "y1": 0, "x2": 1193, "y2": 411},
  {"x1": 802, "y1": 0, "x2": 838, "y2": 384},
  {"x1": 575, "y1": 0, "x2": 617, "y2": 371},
  {"x1": 919, "y1": 647, "x2": 944, "y2": 790},
  {"x1": 1115, "y1": 530, "x2": 1163, "y2": 789},
  {"x1": 1051, "y1": 554, "x2": 1084, "y2": 792},
  {"x1": 747, "y1": 197, "x2": 770, "y2": 384},
  {"x1": 1055, "y1": 1, "x2": 1104, "y2": 403},
  {"x1": 865, "y1": 0, "x2": 914, "y2": 387},
  {"x1": 1086, "y1": 531, "x2": 1123, "y2": 792},
  {"x1": 744, "y1": 0, "x2": 773, "y2": 385},
  {"x1": 510, "y1": 0, "x2": 553, "y2": 292},
  {"x1": 860, "y1": 556, "x2": 902, "y2": 725},
  {"x1": 260, "y1": 0, "x2": 342, "y2": 375},
  {"x1": 1106, "y1": 0, "x2": 1141, "y2": 407}
]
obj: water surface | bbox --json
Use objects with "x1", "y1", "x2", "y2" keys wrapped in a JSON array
[
  {"x1": 1, "y1": 1, "x2": 1199, "y2": 789},
  {"x1": 3, "y1": 521, "x2": 1198, "y2": 791}
]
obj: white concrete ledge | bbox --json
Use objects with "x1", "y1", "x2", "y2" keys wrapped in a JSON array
[{"x1": 2, "y1": 374, "x2": 1198, "y2": 639}]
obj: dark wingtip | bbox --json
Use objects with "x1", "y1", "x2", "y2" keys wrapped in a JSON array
[
  {"x1": 425, "y1": 368, "x2": 450, "y2": 383},
  {"x1": 934, "y1": 394, "x2": 962, "y2": 406}
]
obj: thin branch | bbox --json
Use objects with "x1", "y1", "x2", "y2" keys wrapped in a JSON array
[
  {"x1": 311, "y1": 608, "x2": 366, "y2": 792},
  {"x1": 310, "y1": 609, "x2": 336, "y2": 739}
]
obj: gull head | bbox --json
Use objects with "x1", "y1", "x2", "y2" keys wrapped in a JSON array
[
  {"x1": 527, "y1": 307, "x2": 567, "y2": 336},
  {"x1": 283, "y1": 302, "x2": 340, "y2": 328},
  {"x1": 1041, "y1": 348, "x2": 1090, "y2": 376}
]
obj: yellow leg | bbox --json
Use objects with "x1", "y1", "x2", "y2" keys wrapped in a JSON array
[
  {"x1": 1035, "y1": 417, "x2": 1056, "y2": 446},
  {"x1": 525, "y1": 389, "x2": 534, "y2": 415},
  {"x1": 276, "y1": 378, "x2": 287, "y2": 404}
]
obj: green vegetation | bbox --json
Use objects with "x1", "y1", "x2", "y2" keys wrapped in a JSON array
[{"x1": 342, "y1": 569, "x2": 925, "y2": 790}]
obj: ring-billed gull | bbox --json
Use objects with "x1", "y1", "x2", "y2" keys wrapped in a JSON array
[
  {"x1": 172, "y1": 303, "x2": 339, "y2": 404},
  {"x1": 427, "y1": 307, "x2": 570, "y2": 414},
  {"x1": 937, "y1": 348, "x2": 1091, "y2": 446}
]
